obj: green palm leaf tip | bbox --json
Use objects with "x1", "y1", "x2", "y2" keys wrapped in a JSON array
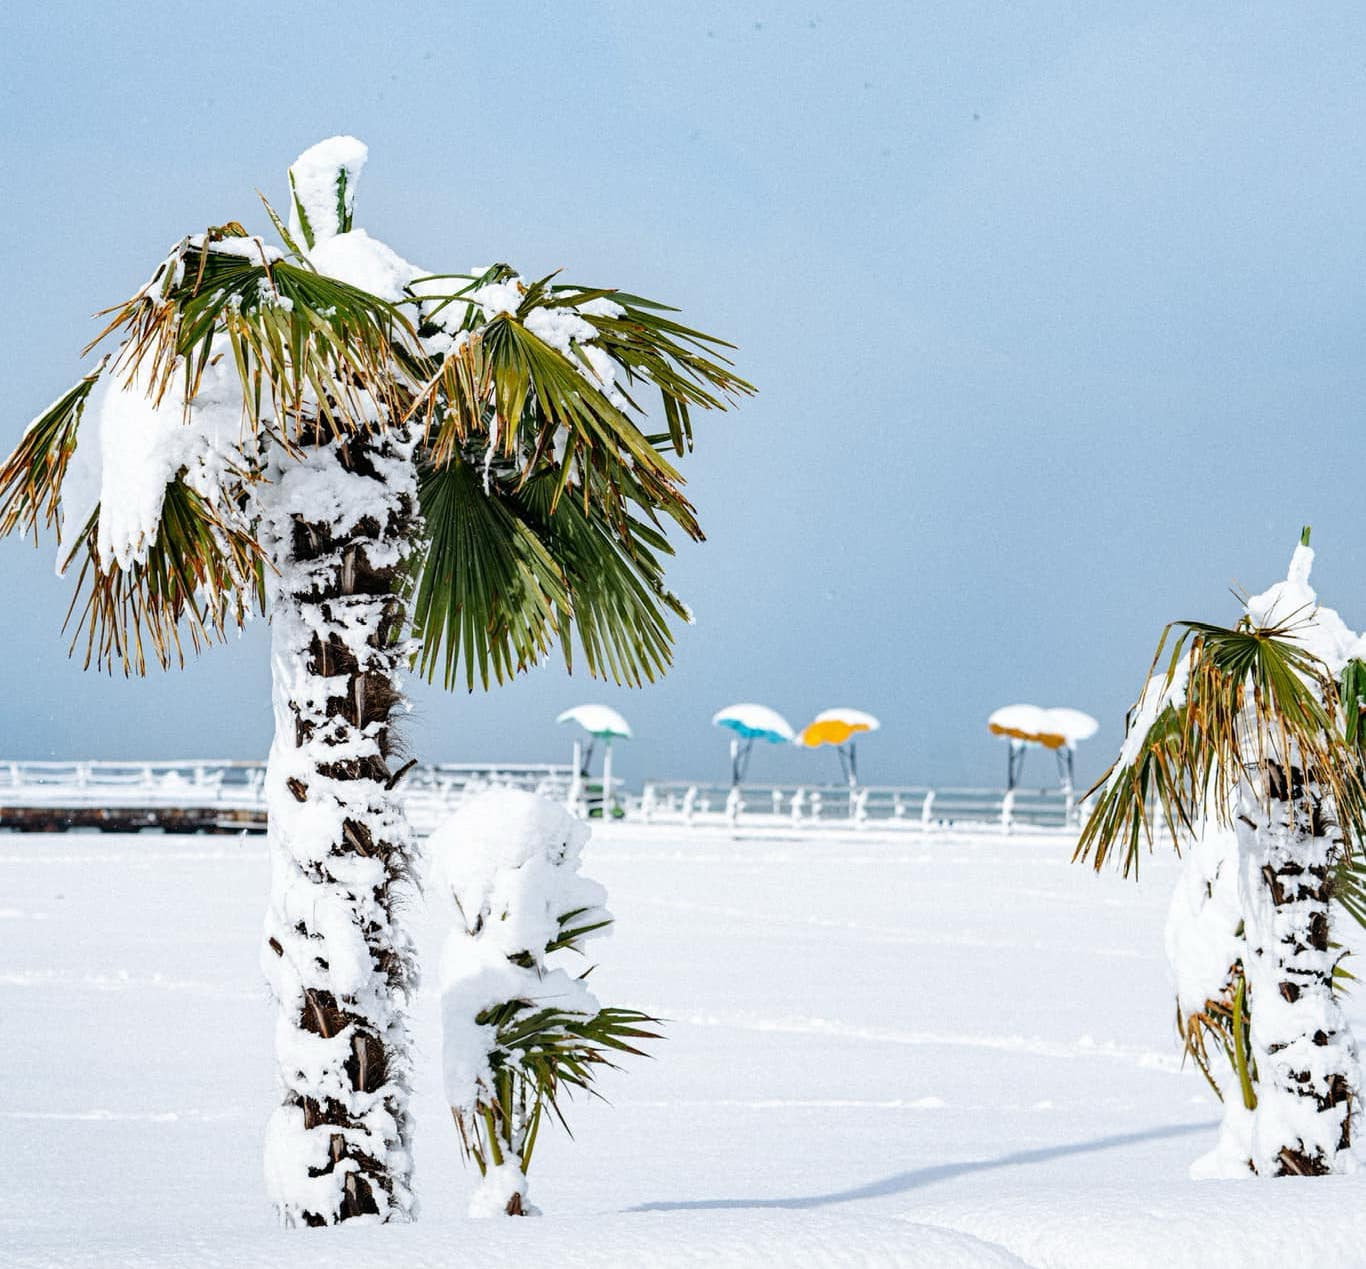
[{"x1": 0, "y1": 366, "x2": 102, "y2": 542}]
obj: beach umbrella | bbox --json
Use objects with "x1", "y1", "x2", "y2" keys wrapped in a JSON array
[
  {"x1": 712, "y1": 703, "x2": 795, "y2": 785},
  {"x1": 987, "y1": 704, "x2": 1098, "y2": 791},
  {"x1": 797, "y1": 708, "x2": 881, "y2": 786},
  {"x1": 557, "y1": 705, "x2": 632, "y2": 813}
]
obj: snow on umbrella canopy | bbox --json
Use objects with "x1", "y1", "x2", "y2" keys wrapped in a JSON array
[
  {"x1": 987, "y1": 705, "x2": 1098, "y2": 790},
  {"x1": 712, "y1": 703, "x2": 795, "y2": 784},
  {"x1": 797, "y1": 708, "x2": 881, "y2": 786},
  {"x1": 556, "y1": 704, "x2": 633, "y2": 740},
  {"x1": 557, "y1": 705, "x2": 631, "y2": 815}
]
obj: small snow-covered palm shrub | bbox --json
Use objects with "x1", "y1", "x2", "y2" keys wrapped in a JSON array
[{"x1": 430, "y1": 789, "x2": 659, "y2": 1216}]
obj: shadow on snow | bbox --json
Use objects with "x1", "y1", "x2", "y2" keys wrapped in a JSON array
[{"x1": 630, "y1": 1120, "x2": 1216, "y2": 1212}]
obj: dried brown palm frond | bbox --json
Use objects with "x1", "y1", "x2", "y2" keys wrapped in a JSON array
[
  {"x1": 61, "y1": 481, "x2": 264, "y2": 675},
  {"x1": 1177, "y1": 963, "x2": 1257, "y2": 1109},
  {"x1": 1077, "y1": 618, "x2": 1366, "y2": 877}
]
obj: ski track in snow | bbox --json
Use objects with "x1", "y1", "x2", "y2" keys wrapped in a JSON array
[
  {"x1": 622, "y1": 891, "x2": 1146, "y2": 958},
  {"x1": 656, "y1": 1009, "x2": 1185, "y2": 1072},
  {"x1": 0, "y1": 968, "x2": 260, "y2": 997}
]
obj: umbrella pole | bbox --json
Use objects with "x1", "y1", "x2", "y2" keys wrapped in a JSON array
[
  {"x1": 848, "y1": 741, "x2": 859, "y2": 788},
  {"x1": 730, "y1": 737, "x2": 740, "y2": 787},
  {"x1": 602, "y1": 740, "x2": 614, "y2": 818},
  {"x1": 569, "y1": 739, "x2": 583, "y2": 808},
  {"x1": 1055, "y1": 746, "x2": 1074, "y2": 796}
]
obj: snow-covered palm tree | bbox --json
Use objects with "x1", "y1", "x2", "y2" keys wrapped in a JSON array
[
  {"x1": 0, "y1": 137, "x2": 751, "y2": 1225},
  {"x1": 1078, "y1": 535, "x2": 1366, "y2": 1175}
]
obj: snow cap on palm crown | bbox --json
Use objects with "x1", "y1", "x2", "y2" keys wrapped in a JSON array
[
  {"x1": 1244, "y1": 542, "x2": 1366, "y2": 676},
  {"x1": 288, "y1": 135, "x2": 368, "y2": 247},
  {"x1": 429, "y1": 788, "x2": 610, "y2": 958}
]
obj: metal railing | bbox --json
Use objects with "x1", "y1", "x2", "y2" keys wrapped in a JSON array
[
  {"x1": 0, "y1": 761, "x2": 1090, "y2": 835},
  {"x1": 638, "y1": 780, "x2": 1087, "y2": 832},
  {"x1": 0, "y1": 760, "x2": 574, "y2": 834}
]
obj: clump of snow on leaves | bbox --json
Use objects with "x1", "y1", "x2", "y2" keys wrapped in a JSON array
[
  {"x1": 429, "y1": 789, "x2": 613, "y2": 1217},
  {"x1": 288, "y1": 135, "x2": 368, "y2": 245}
]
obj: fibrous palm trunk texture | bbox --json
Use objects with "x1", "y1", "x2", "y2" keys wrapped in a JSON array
[
  {"x1": 1237, "y1": 762, "x2": 1358, "y2": 1175},
  {"x1": 261, "y1": 425, "x2": 420, "y2": 1224}
]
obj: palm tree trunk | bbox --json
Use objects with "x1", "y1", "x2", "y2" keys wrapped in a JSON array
[
  {"x1": 1235, "y1": 763, "x2": 1358, "y2": 1175},
  {"x1": 260, "y1": 425, "x2": 420, "y2": 1224}
]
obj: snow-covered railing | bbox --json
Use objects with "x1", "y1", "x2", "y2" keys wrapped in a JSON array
[
  {"x1": 638, "y1": 781, "x2": 1088, "y2": 832},
  {"x1": 0, "y1": 760, "x2": 573, "y2": 835}
]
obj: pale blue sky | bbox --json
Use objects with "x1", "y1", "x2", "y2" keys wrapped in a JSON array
[{"x1": 3, "y1": 3, "x2": 1366, "y2": 789}]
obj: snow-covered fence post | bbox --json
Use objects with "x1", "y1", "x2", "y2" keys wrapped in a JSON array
[
  {"x1": 568, "y1": 739, "x2": 584, "y2": 813},
  {"x1": 920, "y1": 789, "x2": 935, "y2": 828},
  {"x1": 431, "y1": 790, "x2": 659, "y2": 1216}
]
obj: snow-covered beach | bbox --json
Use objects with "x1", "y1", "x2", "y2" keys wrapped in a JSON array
[{"x1": 7, "y1": 821, "x2": 1366, "y2": 1267}]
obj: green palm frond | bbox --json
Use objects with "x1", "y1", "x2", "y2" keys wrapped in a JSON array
[
  {"x1": 411, "y1": 455, "x2": 566, "y2": 691},
  {"x1": 1078, "y1": 618, "x2": 1366, "y2": 876},
  {"x1": 62, "y1": 481, "x2": 264, "y2": 675},
  {"x1": 411, "y1": 455, "x2": 694, "y2": 692},
  {"x1": 414, "y1": 310, "x2": 673, "y2": 487},
  {"x1": 518, "y1": 468, "x2": 688, "y2": 687},
  {"x1": 457, "y1": 999, "x2": 660, "y2": 1179},
  {"x1": 409, "y1": 270, "x2": 752, "y2": 492},
  {"x1": 452, "y1": 898, "x2": 661, "y2": 1191},
  {"x1": 90, "y1": 232, "x2": 420, "y2": 440},
  {"x1": 1334, "y1": 850, "x2": 1366, "y2": 929},
  {"x1": 572, "y1": 290, "x2": 751, "y2": 454},
  {"x1": 1340, "y1": 657, "x2": 1366, "y2": 755},
  {"x1": 1, "y1": 153, "x2": 753, "y2": 698}
]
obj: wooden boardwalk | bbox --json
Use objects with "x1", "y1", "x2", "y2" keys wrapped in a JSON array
[{"x1": 0, "y1": 760, "x2": 572, "y2": 834}]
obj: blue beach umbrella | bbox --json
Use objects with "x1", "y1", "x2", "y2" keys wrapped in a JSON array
[{"x1": 712, "y1": 703, "x2": 795, "y2": 785}]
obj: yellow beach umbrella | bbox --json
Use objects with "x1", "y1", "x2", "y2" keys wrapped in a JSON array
[
  {"x1": 797, "y1": 708, "x2": 881, "y2": 786},
  {"x1": 987, "y1": 704, "x2": 1097, "y2": 791}
]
